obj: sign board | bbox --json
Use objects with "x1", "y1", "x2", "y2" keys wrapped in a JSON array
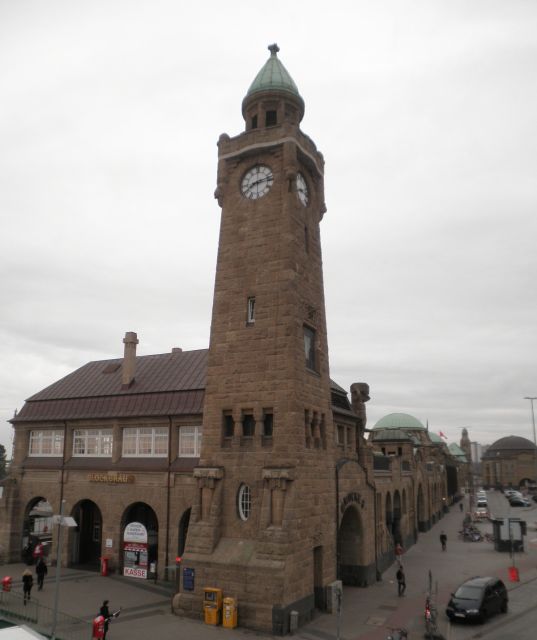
[
  {"x1": 183, "y1": 567, "x2": 195, "y2": 591},
  {"x1": 124, "y1": 522, "x2": 148, "y2": 543},
  {"x1": 124, "y1": 566, "x2": 147, "y2": 579},
  {"x1": 105, "y1": 538, "x2": 113, "y2": 549}
]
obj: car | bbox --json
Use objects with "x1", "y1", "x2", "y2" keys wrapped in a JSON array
[
  {"x1": 446, "y1": 576, "x2": 508, "y2": 623},
  {"x1": 474, "y1": 507, "x2": 489, "y2": 519},
  {"x1": 509, "y1": 497, "x2": 531, "y2": 507},
  {"x1": 532, "y1": 494, "x2": 537, "y2": 503},
  {"x1": 476, "y1": 499, "x2": 488, "y2": 508}
]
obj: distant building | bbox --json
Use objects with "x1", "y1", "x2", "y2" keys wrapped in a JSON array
[{"x1": 481, "y1": 436, "x2": 537, "y2": 488}]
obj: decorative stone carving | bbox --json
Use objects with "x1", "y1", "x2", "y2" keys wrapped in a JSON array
[{"x1": 351, "y1": 382, "x2": 370, "y2": 436}]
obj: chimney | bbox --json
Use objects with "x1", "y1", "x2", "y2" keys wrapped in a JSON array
[
  {"x1": 122, "y1": 331, "x2": 139, "y2": 388},
  {"x1": 172, "y1": 347, "x2": 183, "y2": 354}
]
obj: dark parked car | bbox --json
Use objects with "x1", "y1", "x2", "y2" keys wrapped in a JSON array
[
  {"x1": 446, "y1": 577, "x2": 508, "y2": 623},
  {"x1": 509, "y1": 497, "x2": 531, "y2": 507},
  {"x1": 532, "y1": 494, "x2": 537, "y2": 503}
]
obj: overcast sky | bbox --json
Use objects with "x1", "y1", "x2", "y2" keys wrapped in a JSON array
[{"x1": 1, "y1": 0, "x2": 537, "y2": 455}]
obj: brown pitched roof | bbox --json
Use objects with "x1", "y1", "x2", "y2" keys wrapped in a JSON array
[{"x1": 13, "y1": 349, "x2": 207, "y2": 423}]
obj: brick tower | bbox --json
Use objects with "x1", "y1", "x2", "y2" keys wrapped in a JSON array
[{"x1": 174, "y1": 45, "x2": 337, "y2": 632}]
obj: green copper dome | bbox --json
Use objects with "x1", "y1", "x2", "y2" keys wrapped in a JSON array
[
  {"x1": 246, "y1": 44, "x2": 301, "y2": 99},
  {"x1": 373, "y1": 413, "x2": 427, "y2": 431}
]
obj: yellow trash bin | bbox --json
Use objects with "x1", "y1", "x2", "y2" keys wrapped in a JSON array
[
  {"x1": 223, "y1": 597, "x2": 238, "y2": 629},
  {"x1": 203, "y1": 587, "x2": 223, "y2": 625}
]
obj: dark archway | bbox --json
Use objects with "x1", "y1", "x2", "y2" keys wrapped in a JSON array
[
  {"x1": 70, "y1": 500, "x2": 102, "y2": 568},
  {"x1": 392, "y1": 490, "x2": 402, "y2": 542},
  {"x1": 385, "y1": 492, "x2": 393, "y2": 537},
  {"x1": 122, "y1": 502, "x2": 158, "y2": 578},
  {"x1": 417, "y1": 484, "x2": 426, "y2": 532},
  {"x1": 337, "y1": 505, "x2": 364, "y2": 585},
  {"x1": 21, "y1": 497, "x2": 52, "y2": 564},
  {"x1": 178, "y1": 508, "x2": 191, "y2": 558}
]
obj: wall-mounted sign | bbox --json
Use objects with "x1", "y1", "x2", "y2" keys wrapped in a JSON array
[
  {"x1": 105, "y1": 538, "x2": 113, "y2": 549},
  {"x1": 124, "y1": 522, "x2": 148, "y2": 543},
  {"x1": 183, "y1": 567, "x2": 195, "y2": 591},
  {"x1": 88, "y1": 473, "x2": 135, "y2": 484},
  {"x1": 123, "y1": 522, "x2": 148, "y2": 579},
  {"x1": 340, "y1": 491, "x2": 365, "y2": 513}
]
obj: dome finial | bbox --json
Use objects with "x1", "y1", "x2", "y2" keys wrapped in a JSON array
[{"x1": 268, "y1": 43, "x2": 280, "y2": 56}]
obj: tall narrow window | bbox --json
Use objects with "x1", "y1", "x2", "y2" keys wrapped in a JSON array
[
  {"x1": 223, "y1": 413, "x2": 234, "y2": 438},
  {"x1": 303, "y1": 325, "x2": 317, "y2": 370},
  {"x1": 242, "y1": 413, "x2": 255, "y2": 437},
  {"x1": 304, "y1": 225, "x2": 309, "y2": 253},
  {"x1": 251, "y1": 114, "x2": 258, "y2": 129},
  {"x1": 263, "y1": 412, "x2": 273, "y2": 437},
  {"x1": 265, "y1": 110, "x2": 277, "y2": 126},
  {"x1": 247, "y1": 296, "x2": 255, "y2": 324}
]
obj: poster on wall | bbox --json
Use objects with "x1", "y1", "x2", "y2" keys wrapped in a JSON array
[{"x1": 123, "y1": 522, "x2": 148, "y2": 579}]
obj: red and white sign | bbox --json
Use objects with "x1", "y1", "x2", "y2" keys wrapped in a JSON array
[{"x1": 123, "y1": 566, "x2": 147, "y2": 579}]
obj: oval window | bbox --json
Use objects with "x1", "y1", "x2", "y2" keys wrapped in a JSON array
[{"x1": 238, "y1": 484, "x2": 252, "y2": 521}]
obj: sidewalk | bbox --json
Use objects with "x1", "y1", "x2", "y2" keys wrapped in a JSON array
[{"x1": 2, "y1": 494, "x2": 536, "y2": 640}]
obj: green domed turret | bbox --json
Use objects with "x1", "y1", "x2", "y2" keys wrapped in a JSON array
[
  {"x1": 242, "y1": 44, "x2": 305, "y2": 129},
  {"x1": 246, "y1": 44, "x2": 302, "y2": 99}
]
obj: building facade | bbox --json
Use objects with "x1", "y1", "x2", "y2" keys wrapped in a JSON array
[
  {"x1": 481, "y1": 435, "x2": 537, "y2": 489},
  {"x1": 0, "y1": 46, "x2": 465, "y2": 634}
]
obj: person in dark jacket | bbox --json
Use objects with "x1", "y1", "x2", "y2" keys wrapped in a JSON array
[
  {"x1": 396, "y1": 566, "x2": 406, "y2": 596},
  {"x1": 440, "y1": 531, "x2": 447, "y2": 551},
  {"x1": 35, "y1": 557, "x2": 47, "y2": 590},
  {"x1": 99, "y1": 600, "x2": 110, "y2": 639},
  {"x1": 22, "y1": 568, "x2": 33, "y2": 604}
]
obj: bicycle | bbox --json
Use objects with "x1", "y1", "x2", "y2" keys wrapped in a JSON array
[{"x1": 385, "y1": 627, "x2": 408, "y2": 640}]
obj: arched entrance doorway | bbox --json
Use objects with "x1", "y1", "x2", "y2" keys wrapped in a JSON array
[
  {"x1": 122, "y1": 502, "x2": 158, "y2": 579},
  {"x1": 178, "y1": 508, "x2": 191, "y2": 558},
  {"x1": 337, "y1": 505, "x2": 364, "y2": 585},
  {"x1": 70, "y1": 500, "x2": 102, "y2": 568},
  {"x1": 21, "y1": 497, "x2": 52, "y2": 564}
]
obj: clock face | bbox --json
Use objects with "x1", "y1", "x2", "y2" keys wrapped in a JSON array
[
  {"x1": 241, "y1": 165, "x2": 274, "y2": 200},
  {"x1": 296, "y1": 172, "x2": 309, "y2": 206}
]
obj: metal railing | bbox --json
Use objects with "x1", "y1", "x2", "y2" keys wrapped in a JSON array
[{"x1": 0, "y1": 589, "x2": 90, "y2": 639}]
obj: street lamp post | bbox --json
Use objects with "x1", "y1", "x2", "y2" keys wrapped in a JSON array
[
  {"x1": 50, "y1": 500, "x2": 77, "y2": 640},
  {"x1": 524, "y1": 397, "x2": 537, "y2": 487},
  {"x1": 524, "y1": 397, "x2": 537, "y2": 445}
]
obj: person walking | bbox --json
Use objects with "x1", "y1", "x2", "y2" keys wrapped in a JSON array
[
  {"x1": 396, "y1": 565, "x2": 406, "y2": 596},
  {"x1": 394, "y1": 542, "x2": 404, "y2": 565},
  {"x1": 440, "y1": 531, "x2": 447, "y2": 551},
  {"x1": 22, "y1": 568, "x2": 33, "y2": 605},
  {"x1": 459, "y1": 502, "x2": 464, "y2": 512},
  {"x1": 99, "y1": 600, "x2": 111, "y2": 640},
  {"x1": 35, "y1": 557, "x2": 47, "y2": 590}
]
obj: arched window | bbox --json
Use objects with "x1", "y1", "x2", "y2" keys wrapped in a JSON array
[{"x1": 238, "y1": 484, "x2": 252, "y2": 521}]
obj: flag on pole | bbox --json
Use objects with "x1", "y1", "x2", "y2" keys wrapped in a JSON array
[{"x1": 439, "y1": 431, "x2": 448, "y2": 440}]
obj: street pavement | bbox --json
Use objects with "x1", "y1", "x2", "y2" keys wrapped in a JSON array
[{"x1": 2, "y1": 490, "x2": 537, "y2": 639}]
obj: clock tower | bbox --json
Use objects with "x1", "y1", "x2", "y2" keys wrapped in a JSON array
[{"x1": 174, "y1": 45, "x2": 337, "y2": 633}]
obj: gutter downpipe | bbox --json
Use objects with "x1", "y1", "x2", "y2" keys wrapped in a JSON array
[{"x1": 165, "y1": 416, "x2": 172, "y2": 582}]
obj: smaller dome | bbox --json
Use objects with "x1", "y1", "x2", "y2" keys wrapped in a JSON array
[
  {"x1": 246, "y1": 44, "x2": 301, "y2": 99},
  {"x1": 373, "y1": 413, "x2": 426, "y2": 431},
  {"x1": 486, "y1": 435, "x2": 537, "y2": 453},
  {"x1": 462, "y1": 428, "x2": 468, "y2": 436}
]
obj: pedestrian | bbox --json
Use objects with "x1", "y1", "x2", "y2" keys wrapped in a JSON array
[
  {"x1": 440, "y1": 531, "x2": 447, "y2": 551},
  {"x1": 395, "y1": 542, "x2": 404, "y2": 565},
  {"x1": 35, "y1": 557, "x2": 47, "y2": 590},
  {"x1": 459, "y1": 502, "x2": 463, "y2": 512},
  {"x1": 99, "y1": 600, "x2": 110, "y2": 640},
  {"x1": 396, "y1": 565, "x2": 406, "y2": 596},
  {"x1": 22, "y1": 568, "x2": 33, "y2": 605}
]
